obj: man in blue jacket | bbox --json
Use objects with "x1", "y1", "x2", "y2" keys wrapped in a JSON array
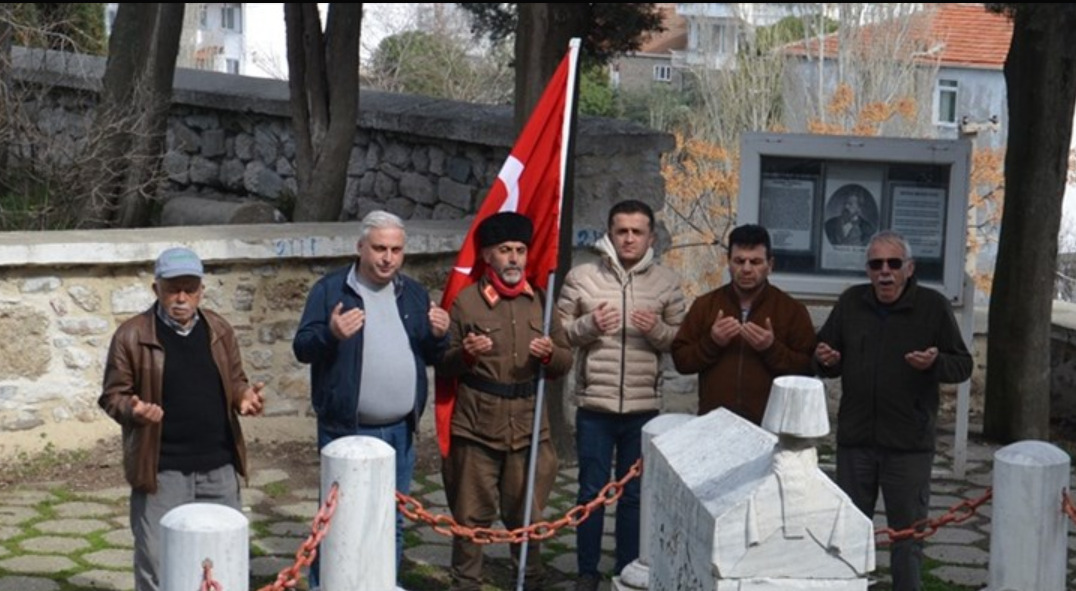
[{"x1": 293, "y1": 209, "x2": 449, "y2": 580}]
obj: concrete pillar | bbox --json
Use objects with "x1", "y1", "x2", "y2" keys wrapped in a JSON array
[
  {"x1": 615, "y1": 413, "x2": 695, "y2": 591},
  {"x1": 160, "y1": 503, "x2": 248, "y2": 591},
  {"x1": 987, "y1": 440, "x2": 1071, "y2": 591},
  {"x1": 320, "y1": 435, "x2": 397, "y2": 591}
]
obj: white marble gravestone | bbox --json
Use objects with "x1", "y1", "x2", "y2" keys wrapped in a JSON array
[{"x1": 647, "y1": 377, "x2": 874, "y2": 591}]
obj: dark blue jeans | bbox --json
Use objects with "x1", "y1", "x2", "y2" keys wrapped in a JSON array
[
  {"x1": 575, "y1": 407, "x2": 657, "y2": 577},
  {"x1": 309, "y1": 419, "x2": 414, "y2": 587}
]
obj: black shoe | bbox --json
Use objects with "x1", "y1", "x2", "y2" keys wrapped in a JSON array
[{"x1": 575, "y1": 573, "x2": 600, "y2": 591}]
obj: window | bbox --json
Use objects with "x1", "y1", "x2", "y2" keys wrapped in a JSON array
[
  {"x1": 221, "y1": 4, "x2": 242, "y2": 32},
  {"x1": 653, "y1": 65, "x2": 672, "y2": 83},
  {"x1": 709, "y1": 22, "x2": 734, "y2": 55},
  {"x1": 226, "y1": 59, "x2": 240, "y2": 75},
  {"x1": 936, "y1": 79, "x2": 958, "y2": 126},
  {"x1": 198, "y1": 4, "x2": 208, "y2": 28}
]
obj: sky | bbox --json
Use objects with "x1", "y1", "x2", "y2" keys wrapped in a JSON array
[{"x1": 243, "y1": 4, "x2": 411, "y2": 79}]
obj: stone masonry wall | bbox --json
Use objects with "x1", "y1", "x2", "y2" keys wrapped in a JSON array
[
  {"x1": 11, "y1": 47, "x2": 674, "y2": 238},
  {"x1": 0, "y1": 222, "x2": 462, "y2": 456}
]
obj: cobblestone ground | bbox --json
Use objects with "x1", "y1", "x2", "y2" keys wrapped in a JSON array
[{"x1": 0, "y1": 424, "x2": 1074, "y2": 591}]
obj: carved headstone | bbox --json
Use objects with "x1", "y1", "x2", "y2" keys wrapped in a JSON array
[{"x1": 648, "y1": 377, "x2": 874, "y2": 590}]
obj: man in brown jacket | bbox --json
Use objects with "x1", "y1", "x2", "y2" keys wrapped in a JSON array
[
  {"x1": 98, "y1": 247, "x2": 264, "y2": 591},
  {"x1": 437, "y1": 212, "x2": 573, "y2": 591},
  {"x1": 671, "y1": 224, "x2": 815, "y2": 423}
]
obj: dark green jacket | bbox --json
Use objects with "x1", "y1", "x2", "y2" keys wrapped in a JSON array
[{"x1": 815, "y1": 277, "x2": 972, "y2": 451}]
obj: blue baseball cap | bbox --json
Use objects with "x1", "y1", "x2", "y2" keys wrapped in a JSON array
[{"x1": 154, "y1": 247, "x2": 204, "y2": 279}]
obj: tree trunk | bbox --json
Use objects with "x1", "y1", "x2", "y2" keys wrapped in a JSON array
[
  {"x1": 983, "y1": 5, "x2": 1076, "y2": 442},
  {"x1": 285, "y1": 2, "x2": 361, "y2": 222},
  {"x1": 79, "y1": 3, "x2": 184, "y2": 228},
  {"x1": 513, "y1": 3, "x2": 587, "y2": 132},
  {"x1": 0, "y1": 4, "x2": 13, "y2": 175},
  {"x1": 116, "y1": 2, "x2": 183, "y2": 227}
]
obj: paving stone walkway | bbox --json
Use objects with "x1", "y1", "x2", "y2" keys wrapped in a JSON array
[{"x1": 0, "y1": 426, "x2": 1073, "y2": 590}]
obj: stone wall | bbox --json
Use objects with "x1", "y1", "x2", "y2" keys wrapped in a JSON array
[
  {"x1": 0, "y1": 222, "x2": 463, "y2": 458},
  {"x1": 10, "y1": 47, "x2": 674, "y2": 239}
]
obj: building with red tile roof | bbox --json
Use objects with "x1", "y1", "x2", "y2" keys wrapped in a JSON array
[
  {"x1": 779, "y1": 4, "x2": 1012, "y2": 147},
  {"x1": 783, "y1": 3, "x2": 1011, "y2": 70}
]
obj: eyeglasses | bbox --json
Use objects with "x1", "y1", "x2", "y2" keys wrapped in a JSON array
[{"x1": 867, "y1": 258, "x2": 905, "y2": 271}]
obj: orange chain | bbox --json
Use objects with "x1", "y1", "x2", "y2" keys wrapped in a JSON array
[
  {"x1": 875, "y1": 487, "x2": 992, "y2": 545},
  {"x1": 200, "y1": 559, "x2": 223, "y2": 591},
  {"x1": 398, "y1": 458, "x2": 643, "y2": 545},
  {"x1": 256, "y1": 482, "x2": 340, "y2": 591},
  {"x1": 1061, "y1": 489, "x2": 1076, "y2": 525}
]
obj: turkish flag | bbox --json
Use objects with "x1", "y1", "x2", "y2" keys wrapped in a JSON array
[{"x1": 434, "y1": 42, "x2": 578, "y2": 457}]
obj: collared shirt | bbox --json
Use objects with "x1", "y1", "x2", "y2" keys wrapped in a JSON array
[{"x1": 155, "y1": 303, "x2": 200, "y2": 337}]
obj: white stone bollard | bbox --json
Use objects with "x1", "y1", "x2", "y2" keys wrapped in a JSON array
[
  {"x1": 986, "y1": 440, "x2": 1071, "y2": 591},
  {"x1": 320, "y1": 435, "x2": 398, "y2": 591},
  {"x1": 615, "y1": 413, "x2": 694, "y2": 591},
  {"x1": 160, "y1": 503, "x2": 249, "y2": 591}
]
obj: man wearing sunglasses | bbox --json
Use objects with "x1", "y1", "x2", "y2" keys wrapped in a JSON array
[{"x1": 814, "y1": 230, "x2": 972, "y2": 591}]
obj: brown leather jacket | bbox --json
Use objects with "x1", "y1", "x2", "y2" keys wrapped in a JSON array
[
  {"x1": 671, "y1": 282, "x2": 816, "y2": 424},
  {"x1": 98, "y1": 306, "x2": 252, "y2": 493}
]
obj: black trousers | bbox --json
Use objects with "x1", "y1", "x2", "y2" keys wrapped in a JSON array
[{"x1": 837, "y1": 446, "x2": 933, "y2": 591}]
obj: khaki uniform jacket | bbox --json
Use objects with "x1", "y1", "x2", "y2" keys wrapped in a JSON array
[
  {"x1": 438, "y1": 277, "x2": 573, "y2": 451},
  {"x1": 98, "y1": 306, "x2": 252, "y2": 493},
  {"x1": 557, "y1": 236, "x2": 686, "y2": 414},
  {"x1": 671, "y1": 282, "x2": 816, "y2": 423}
]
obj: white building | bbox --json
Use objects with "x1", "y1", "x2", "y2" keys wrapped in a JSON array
[
  {"x1": 104, "y1": 4, "x2": 309, "y2": 79},
  {"x1": 105, "y1": 3, "x2": 252, "y2": 75}
]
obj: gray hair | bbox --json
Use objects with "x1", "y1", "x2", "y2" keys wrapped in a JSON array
[
  {"x1": 359, "y1": 210, "x2": 406, "y2": 242},
  {"x1": 867, "y1": 229, "x2": 913, "y2": 260}
]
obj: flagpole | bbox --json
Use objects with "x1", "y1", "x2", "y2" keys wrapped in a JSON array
[{"x1": 516, "y1": 37, "x2": 581, "y2": 591}]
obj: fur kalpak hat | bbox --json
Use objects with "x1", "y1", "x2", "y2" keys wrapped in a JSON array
[{"x1": 476, "y1": 212, "x2": 533, "y2": 248}]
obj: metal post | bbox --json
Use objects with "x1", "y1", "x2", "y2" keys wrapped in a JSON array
[
  {"x1": 952, "y1": 272, "x2": 976, "y2": 478},
  {"x1": 320, "y1": 435, "x2": 398, "y2": 591},
  {"x1": 987, "y1": 440, "x2": 1070, "y2": 590},
  {"x1": 160, "y1": 503, "x2": 248, "y2": 591}
]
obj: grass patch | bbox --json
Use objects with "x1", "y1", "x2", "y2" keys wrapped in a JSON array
[
  {"x1": 399, "y1": 559, "x2": 451, "y2": 590},
  {"x1": 1, "y1": 442, "x2": 92, "y2": 485},
  {"x1": 403, "y1": 528, "x2": 423, "y2": 549},
  {"x1": 868, "y1": 558, "x2": 980, "y2": 591},
  {"x1": 262, "y1": 481, "x2": 289, "y2": 498}
]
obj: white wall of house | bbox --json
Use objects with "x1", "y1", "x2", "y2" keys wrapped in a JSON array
[{"x1": 932, "y1": 66, "x2": 1007, "y2": 150}]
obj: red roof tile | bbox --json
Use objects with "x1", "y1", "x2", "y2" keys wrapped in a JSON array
[
  {"x1": 930, "y1": 4, "x2": 1012, "y2": 68},
  {"x1": 785, "y1": 4, "x2": 1012, "y2": 70},
  {"x1": 637, "y1": 3, "x2": 687, "y2": 55}
]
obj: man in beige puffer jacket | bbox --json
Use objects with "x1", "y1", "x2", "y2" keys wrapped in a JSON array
[{"x1": 556, "y1": 199, "x2": 686, "y2": 591}]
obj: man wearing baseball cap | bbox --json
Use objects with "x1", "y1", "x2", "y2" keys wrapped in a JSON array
[
  {"x1": 437, "y1": 212, "x2": 573, "y2": 591},
  {"x1": 98, "y1": 246, "x2": 265, "y2": 591}
]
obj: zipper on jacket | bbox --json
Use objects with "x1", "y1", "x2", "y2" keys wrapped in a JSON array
[
  {"x1": 870, "y1": 321, "x2": 882, "y2": 446},
  {"x1": 618, "y1": 285, "x2": 628, "y2": 413}
]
